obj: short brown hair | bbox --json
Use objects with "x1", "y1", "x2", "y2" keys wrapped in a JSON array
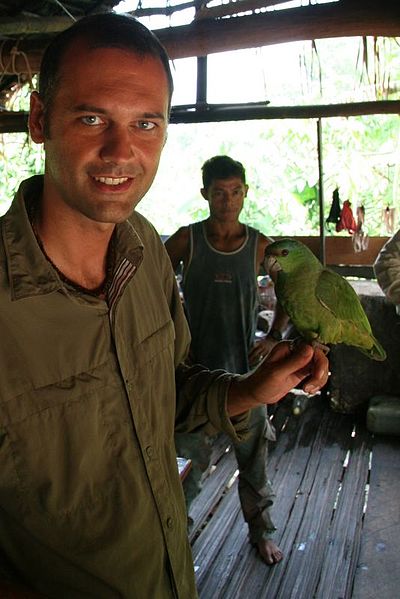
[
  {"x1": 202, "y1": 155, "x2": 246, "y2": 190},
  {"x1": 39, "y1": 12, "x2": 173, "y2": 133}
]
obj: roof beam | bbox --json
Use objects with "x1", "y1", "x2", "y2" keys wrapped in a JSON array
[
  {"x1": 0, "y1": 0, "x2": 399, "y2": 74},
  {"x1": 170, "y1": 100, "x2": 400, "y2": 123},
  {"x1": 158, "y1": 0, "x2": 400, "y2": 59},
  {"x1": 1, "y1": 100, "x2": 399, "y2": 132}
]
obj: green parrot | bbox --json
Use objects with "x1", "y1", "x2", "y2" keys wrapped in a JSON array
[{"x1": 264, "y1": 238, "x2": 386, "y2": 361}]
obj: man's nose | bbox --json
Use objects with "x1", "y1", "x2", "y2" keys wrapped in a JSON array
[{"x1": 100, "y1": 125, "x2": 133, "y2": 163}]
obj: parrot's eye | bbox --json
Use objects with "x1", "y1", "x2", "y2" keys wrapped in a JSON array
[{"x1": 281, "y1": 249, "x2": 289, "y2": 256}]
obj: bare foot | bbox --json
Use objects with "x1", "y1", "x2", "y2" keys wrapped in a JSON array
[{"x1": 257, "y1": 538, "x2": 283, "y2": 565}]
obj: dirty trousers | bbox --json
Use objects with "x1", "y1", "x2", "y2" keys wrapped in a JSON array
[{"x1": 175, "y1": 405, "x2": 277, "y2": 543}]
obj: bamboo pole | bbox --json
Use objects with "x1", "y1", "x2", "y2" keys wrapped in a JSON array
[
  {"x1": 169, "y1": 101, "x2": 400, "y2": 124},
  {"x1": 1, "y1": 100, "x2": 399, "y2": 133},
  {"x1": 317, "y1": 118, "x2": 326, "y2": 265}
]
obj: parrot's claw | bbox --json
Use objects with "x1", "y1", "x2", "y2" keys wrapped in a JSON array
[
  {"x1": 288, "y1": 337, "x2": 330, "y2": 355},
  {"x1": 312, "y1": 341, "x2": 330, "y2": 355}
]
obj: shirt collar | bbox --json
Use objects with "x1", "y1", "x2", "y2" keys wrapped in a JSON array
[{"x1": 1, "y1": 175, "x2": 144, "y2": 301}]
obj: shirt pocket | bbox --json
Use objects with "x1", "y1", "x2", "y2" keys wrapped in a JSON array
[
  {"x1": 131, "y1": 320, "x2": 176, "y2": 433},
  {"x1": 0, "y1": 366, "x2": 136, "y2": 553}
]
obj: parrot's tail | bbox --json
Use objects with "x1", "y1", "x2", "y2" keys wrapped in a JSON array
[{"x1": 360, "y1": 336, "x2": 387, "y2": 361}]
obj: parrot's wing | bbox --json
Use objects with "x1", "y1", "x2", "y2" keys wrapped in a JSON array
[{"x1": 316, "y1": 268, "x2": 372, "y2": 330}]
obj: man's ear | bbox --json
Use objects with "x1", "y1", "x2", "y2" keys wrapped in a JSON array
[
  {"x1": 28, "y1": 91, "x2": 46, "y2": 143},
  {"x1": 244, "y1": 184, "x2": 249, "y2": 197},
  {"x1": 200, "y1": 188, "x2": 208, "y2": 201}
]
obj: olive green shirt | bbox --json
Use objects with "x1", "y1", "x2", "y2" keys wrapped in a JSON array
[{"x1": 0, "y1": 176, "x2": 249, "y2": 599}]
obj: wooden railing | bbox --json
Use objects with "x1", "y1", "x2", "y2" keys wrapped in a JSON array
[{"x1": 271, "y1": 235, "x2": 390, "y2": 278}]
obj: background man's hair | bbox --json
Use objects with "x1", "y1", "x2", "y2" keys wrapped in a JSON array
[
  {"x1": 201, "y1": 155, "x2": 246, "y2": 190},
  {"x1": 39, "y1": 12, "x2": 173, "y2": 130}
]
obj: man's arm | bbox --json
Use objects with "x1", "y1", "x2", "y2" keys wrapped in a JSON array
[
  {"x1": 164, "y1": 226, "x2": 190, "y2": 271},
  {"x1": 175, "y1": 341, "x2": 329, "y2": 439}
]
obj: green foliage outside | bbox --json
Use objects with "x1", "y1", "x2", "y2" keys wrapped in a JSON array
[
  {"x1": 142, "y1": 114, "x2": 399, "y2": 238},
  {"x1": 0, "y1": 134, "x2": 43, "y2": 215},
  {"x1": 0, "y1": 81, "x2": 44, "y2": 216}
]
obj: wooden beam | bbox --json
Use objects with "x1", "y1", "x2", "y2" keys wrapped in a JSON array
[
  {"x1": 0, "y1": 1, "x2": 399, "y2": 73},
  {"x1": 317, "y1": 119, "x2": 326, "y2": 265},
  {"x1": 1, "y1": 100, "x2": 399, "y2": 133},
  {"x1": 157, "y1": 0, "x2": 400, "y2": 59},
  {"x1": 170, "y1": 101, "x2": 400, "y2": 124},
  {"x1": 0, "y1": 110, "x2": 28, "y2": 133},
  {"x1": 272, "y1": 236, "x2": 390, "y2": 267},
  {"x1": 0, "y1": 3, "x2": 198, "y2": 30},
  {"x1": 0, "y1": 16, "x2": 75, "y2": 36},
  {"x1": 195, "y1": 0, "x2": 290, "y2": 21}
]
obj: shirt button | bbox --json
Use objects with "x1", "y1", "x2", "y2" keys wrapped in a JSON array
[
  {"x1": 166, "y1": 517, "x2": 174, "y2": 529},
  {"x1": 146, "y1": 446, "x2": 154, "y2": 459},
  {"x1": 126, "y1": 381, "x2": 133, "y2": 392}
]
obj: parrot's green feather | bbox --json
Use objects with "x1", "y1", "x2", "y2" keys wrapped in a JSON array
[
  {"x1": 265, "y1": 238, "x2": 386, "y2": 361},
  {"x1": 316, "y1": 270, "x2": 371, "y2": 328}
]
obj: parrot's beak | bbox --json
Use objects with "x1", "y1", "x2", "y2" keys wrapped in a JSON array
[{"x1": 263, "y1": 255, "x2": 282, "y2": 279}]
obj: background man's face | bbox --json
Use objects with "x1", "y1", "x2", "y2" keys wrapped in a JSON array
[{"x1": 203, "y1": 176, "x2": 248, "y2": 223}]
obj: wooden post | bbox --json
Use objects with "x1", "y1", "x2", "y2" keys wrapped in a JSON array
[
  {"x1": 196, "y1": 56, "x2": 207, "y2": 105},
  {"x1": 317, "y1": 118, "x2": 326, "y2": 265}
]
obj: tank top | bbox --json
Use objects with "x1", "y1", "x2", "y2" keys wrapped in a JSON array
[{"x1": 182, "y1": 221, "x2": 259, "y2": 374}]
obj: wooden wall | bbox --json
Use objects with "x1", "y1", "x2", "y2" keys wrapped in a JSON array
[{"x1": 273, "y1": 235, "x2": 390, "y2": 267}]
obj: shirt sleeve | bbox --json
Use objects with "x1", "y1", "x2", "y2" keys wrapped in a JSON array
[
  {"x1": 174, "y1": 363, "x2": 250, "y2": 442},
  {"x1": 374, "y1": 230, "x2": 400, "y2": 311}
]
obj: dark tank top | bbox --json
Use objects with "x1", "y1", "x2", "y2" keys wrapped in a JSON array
[{"x1": 182, "y1": 221, "x2": 259, "y2": 374}]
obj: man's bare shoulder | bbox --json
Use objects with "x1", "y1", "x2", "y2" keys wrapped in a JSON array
[
  {"x1": 164, "y1": 225, "x2": 191, "y2": 269},
  {"x1": 165, "y1": 226, "x2": 190, "y2": 252},
  {"x1": 258, "y1": 232, "x2": 274, "y2": 247},
  {"x1": 166, "y1": 225, "x2": 190, "y2": 243}
]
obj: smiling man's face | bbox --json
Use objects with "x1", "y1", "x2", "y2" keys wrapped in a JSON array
[{"x1": 29, "y1": 41, "x2": 169, "y2": 226}]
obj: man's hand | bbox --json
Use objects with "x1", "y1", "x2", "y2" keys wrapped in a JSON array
[{"x1": 228, "y1": 341, "x2": 329, "y2": 417}]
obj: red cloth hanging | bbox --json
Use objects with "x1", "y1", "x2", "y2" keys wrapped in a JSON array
[{"x1": 336, "y1": 200, "x2": 357, "y2": 234}]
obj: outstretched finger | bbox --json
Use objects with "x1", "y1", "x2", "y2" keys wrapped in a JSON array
[{"x1": 303, "y1": 347, "x2": 330, "y2": 393}]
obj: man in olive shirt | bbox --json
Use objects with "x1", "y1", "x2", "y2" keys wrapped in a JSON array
[{"x1": 0, "y1": 13, "x2": 328, "y2": 599}]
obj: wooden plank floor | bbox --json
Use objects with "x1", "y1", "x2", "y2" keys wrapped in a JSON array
[
  {"x1": 352, "y1": 435, "x2": 400, "y2": 599},
  {"x1": 186, "y1": 394, "x2": 399, "y2": 599}
]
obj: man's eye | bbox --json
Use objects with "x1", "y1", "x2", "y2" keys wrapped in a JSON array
[
  {"x1": 81, "y1": 115, "x2": 103, "y2": 126},
  {"x1": 137, "y1": 121, "x2": 156, "y2": 130}
]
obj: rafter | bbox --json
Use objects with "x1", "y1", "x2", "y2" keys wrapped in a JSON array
[
  {"x1": 195, "y1": 0, "x2": 291, "y2": 21},
  {"x1": 1, "y1": 100, "x2": 400, "y2": 133},
  {"x1": 0, "y1": 1, "x2": 398, "y2": 72}
]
